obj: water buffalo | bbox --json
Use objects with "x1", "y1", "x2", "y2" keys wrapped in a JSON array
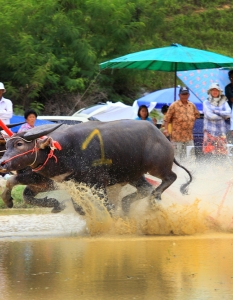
[
  {"x1": 0, "y1": 122, "x2": 26, "y2": 159},
  {"x1": 0, "y1": 121, "x2": 192, "y2": 215}
]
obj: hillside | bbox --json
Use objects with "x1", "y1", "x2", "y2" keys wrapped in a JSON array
[{"x1": 0, "y1": 0, "x2": 232, "y2": 114}]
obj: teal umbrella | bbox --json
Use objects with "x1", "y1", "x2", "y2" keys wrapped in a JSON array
[
  {"x1": 99, "y1": 43, "x2": 233, "y2": 99},
  {"x1": 100, "y1": 43, "x2": 233, "y2": 71}
]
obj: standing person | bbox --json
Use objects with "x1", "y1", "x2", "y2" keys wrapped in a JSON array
[
  {"x1": 160, "y1": 104, "x2": 172, "y2": 136},
  {"x1": 18, "y1": 109, "x2": 37, "y2": 133},
  {"x1": 163, "y1": 87, "x2": 200, "y2": 161},
  {"x1": 225, "y1": 70, "x2": 233, "y2": 109},
  {"x1": 0, "y1": 82, "x2": 13, "y2": 124},
  {"x1": 135, "y1": 105, "x2": 157, "y2": 125},
  {"x1": 203, "y1": 83, "x2": 231, "y2": 157},
  {"x1": 161, "y1": 104, "x2": 169, "y2": 115}
]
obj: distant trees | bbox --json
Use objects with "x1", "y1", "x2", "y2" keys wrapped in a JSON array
[{"x1": 0, "y1": 0, "x2": 232, "y2": 113}]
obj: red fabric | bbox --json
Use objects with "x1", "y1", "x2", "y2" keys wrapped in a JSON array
[
  {"x1": 203, "y1": 130, "x2": 227, "y2": 155},
  {"x1": 53, "y1": 140, "x2": 62, "y2": 150}
]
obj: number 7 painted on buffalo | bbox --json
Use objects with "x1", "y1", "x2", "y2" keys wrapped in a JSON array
[{"x1": 81, "y1": 129, "x2": 112, "y2": 166}]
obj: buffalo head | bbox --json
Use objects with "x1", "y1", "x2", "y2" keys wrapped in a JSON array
[{"x1": 0, "y1": 124, "x2": 62, "y2": 172}]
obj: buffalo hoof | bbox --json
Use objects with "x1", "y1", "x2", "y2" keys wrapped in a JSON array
[
  {"x1": 2, "y1": 189, "x2": 14, "y2": 208},
  {"x1": 6, "y1": 199, "x2": 14, "y2": 208},
  {"x1": 150, "y1": 189, "x2": 162, "y2": 202},
  {"x1": 51, "y1": 201, "x2": 66, "y2": 214},
  {"x1": 51, "y1": 207, "x2": 63, "y2": 213},
  {"x1": 72, "y1": 201, "x2": 85, "y2": 215},
  {"x1": 105, "y1": 203, "x2": 115, "y2": 217},
  {"x1": 149, "y1": 195, "x2": 161, "y2": 210},
  {"x1": 105, "y1": 203, "x2": 115, "y2": 212},
  {"x1": 2, "y1": 197, "x2": 14, "y2": 208}
]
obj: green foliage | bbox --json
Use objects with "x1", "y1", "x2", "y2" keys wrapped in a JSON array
[
  {"x1": 14, "y1": 101, "x2": 45, "y2": 116},
  {"x1": 0, "y1": 0, "x2": 232, "y2": 109},
  {"x1": 150, "y1": 109, "x2": 164, "y2": 124},
  {"x1": 30, "y1": 101, "x2": 45, "y2": 115},
  {"x1": 14, "y1": 105, "x2": 25, "y2": 116}
]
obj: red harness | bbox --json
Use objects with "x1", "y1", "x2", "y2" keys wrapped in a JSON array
[
  {"x1": 1, "y1": 137, "x2": 62, "y2": 172},
  {"x1": 32, "y1": 148, "x2": 59, "y2": 172}
]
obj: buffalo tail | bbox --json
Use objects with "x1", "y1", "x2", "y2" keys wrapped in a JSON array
[{"x1": 173, "y1": 158, "x2": 192, "y2": 195}]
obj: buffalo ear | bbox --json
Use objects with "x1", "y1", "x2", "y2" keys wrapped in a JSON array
[
  {"x1": 22, "y1": 124, "x2": 62, "y2": 141},
  {"x1": 37, "y1": 137, "x2": 53, "y2": 149}
]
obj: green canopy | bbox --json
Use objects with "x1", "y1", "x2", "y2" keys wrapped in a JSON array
[{"x1": 100, "y1": 44, "x2": 233, "y2": 71}]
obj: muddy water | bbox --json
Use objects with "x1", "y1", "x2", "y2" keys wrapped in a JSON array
[
  {"x1": 1, "y1": 233, "x2": 233, "y2": 300},
  {"x1": 1, "y1": 160, "x2": 233, "y2": 299}
]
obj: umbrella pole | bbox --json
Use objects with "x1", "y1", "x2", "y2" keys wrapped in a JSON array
[{"x1": 174, "y1": 63, "x2": 177, "y2": 101}]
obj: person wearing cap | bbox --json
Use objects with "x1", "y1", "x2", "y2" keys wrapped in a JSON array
[
  {"x1": 203, "y1": 83, "x2": 231, "y2": 157},
  {"x1": 225, "y1": 70, "x2": 233, "y2": 109},
  {"x1": 163, "y1": 86, "x2": 200, "y2": 161},
  {"x1": 0, "y1": 82, "x2": 13, "y2": 124}
]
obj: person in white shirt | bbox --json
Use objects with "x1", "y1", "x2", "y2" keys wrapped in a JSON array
[{"x1": 0, "y1": 82, "x2": 13, "y2": 124}]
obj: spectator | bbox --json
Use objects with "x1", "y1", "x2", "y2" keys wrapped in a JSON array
[
  {"x1": 225, "y1": 70, "x2": 233, "y2": 109},
  {"x1": 0, "y1": 82, "x2": 13, "y2": 124},
  {"x1": 18, "y1": 109, "x2": 37, "y2": 133},
  {"x1": 160, "y1": 104, "x2": 172, "y2": 136},
  {"x1": 135, "y1": 105, "x2": 156, "y2": 125},
  {"x1": 203, "y1": 83, "x2": 231, "y2": 157},
  {"x1": 161, "y1": 104, "x2": 169, "y2": 115},
  {"x1": 164, "y1": 87, "x2": 200, "y2": 161}
]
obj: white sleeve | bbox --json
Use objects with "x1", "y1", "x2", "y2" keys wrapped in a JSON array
[
  {"x1": 0, "y1": 99, "x2": 13, "y2": 120},
  {"x1": 214, "y1": 102, "x2": 231, "y2": 118},
  {"x1": 203, "y1": 101, "x2": 222, "y2": 120}
]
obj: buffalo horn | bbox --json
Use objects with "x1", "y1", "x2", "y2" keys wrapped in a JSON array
[
  {"x1": 22, "y1": 124, "x2": 63, "y2": 141},
  {"x1": 4, "y1": 122, "x2": 26, "y2": 129}
]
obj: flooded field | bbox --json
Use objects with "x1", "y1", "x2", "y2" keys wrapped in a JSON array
[
  {"x1": 1, "y1": 233, "x2": 233, "y2": 300},
  {"x1": 1, "y1": 160, "x2": 233, "y2": 299}
]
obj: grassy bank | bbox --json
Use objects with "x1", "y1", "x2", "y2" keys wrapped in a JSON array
[{"x1": 0, "y1": 185, "x2": 34, "y2": 209}]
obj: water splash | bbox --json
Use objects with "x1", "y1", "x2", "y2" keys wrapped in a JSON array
[
  {"x1": 2, "y1": 159, "x2": 233, "y2": 238},
  {"x1": 62, "y1": 159, "x2": 233, "y2": 236}
]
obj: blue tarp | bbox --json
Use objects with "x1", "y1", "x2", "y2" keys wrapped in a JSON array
[
  {"x1": 136, "y1": 87, "x2": 203, "y2": 111},
  {"x1": 10, "y1": 115, "x2": 54, "y2": 133},
  {"x1": 177, "y1": 68, "x2": 230, "y2": 102}
]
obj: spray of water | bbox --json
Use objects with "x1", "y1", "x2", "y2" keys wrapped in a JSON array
[{"x1": 59, "y1": 157, "x2": 233, "y2": 236}]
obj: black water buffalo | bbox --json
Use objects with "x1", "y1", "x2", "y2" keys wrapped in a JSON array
[
  {"x1": 0, "y1": 120, "x2": 192, "y2": 215},
  {"x1": 0, "y1": 122, "x2": 26, "y2": 159}
]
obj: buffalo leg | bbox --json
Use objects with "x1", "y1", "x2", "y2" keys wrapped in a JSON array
[
  {"x1": 91, "y1": 185, "x2": 115, "y2": 214},
  {"x1": 150, "y1": 171, "x2": 177, "y2": 204},
  {"x1": 122, "y1": 176, "x2": 153, "y2": 214},
  {"x1": 24, "y1": 185, "x2": 85, "y2": 214},
  {"x1": 1, "y1": 174, "x2": 27, "y2": 208},
  {"x1": 23, "y1": 186, "x2": 64, "y2": 211},
  {"x1": 1, "y1": 170, "x2": 83, "y2": 213},
  {"x1": 1, "y1": 171, "x2": 62, "y2": 210}
]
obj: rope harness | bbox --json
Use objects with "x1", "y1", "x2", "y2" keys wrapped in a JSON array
[{"x1": 1, "y1": 136, "x2": 62, "y2": 172}]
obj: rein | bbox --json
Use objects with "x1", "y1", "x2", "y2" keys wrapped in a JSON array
[
  {"x1": 1, "y1": 140, "x2": 39, "y2": 166},
  {"x1": 1, "y1": 136, "x2": 62, "y2": 172},
  {"x1": 32, "y1": 148, "x2": 58, "y2": 172}
]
